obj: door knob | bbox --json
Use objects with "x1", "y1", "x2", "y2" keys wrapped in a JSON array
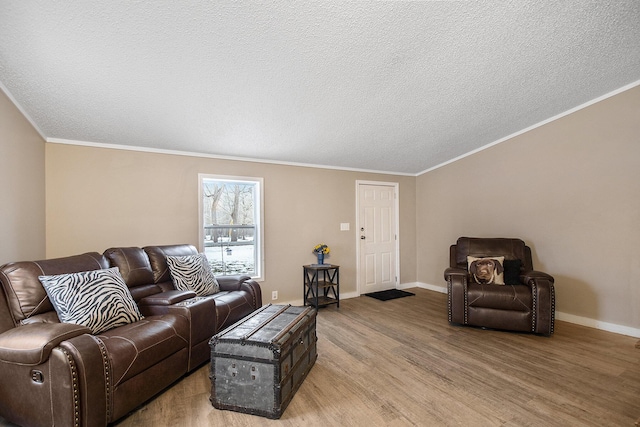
[{"x1": 360, "y1": 235, "x2": 366, "y2": 240}]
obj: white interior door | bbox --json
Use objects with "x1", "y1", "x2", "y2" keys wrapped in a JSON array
[{"x1": 357, "y1": 182, "x2": 398, "y2": 294}]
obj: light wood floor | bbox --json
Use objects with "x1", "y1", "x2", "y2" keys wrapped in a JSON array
[
  {"x1": 113, "y1": 288, "x2": 639, "y2": 426},
  {"x1": 4, "y1": 288, "x2": 640, "y2": 426}
]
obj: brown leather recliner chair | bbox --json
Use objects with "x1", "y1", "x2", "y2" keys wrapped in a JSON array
[{"x1": 444, "y1": 237, "x2": 555, "y2": 335}]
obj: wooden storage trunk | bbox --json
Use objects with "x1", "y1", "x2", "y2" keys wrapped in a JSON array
[{"x1": 209, "y1": 304, "x2": 318, "y2": 419}]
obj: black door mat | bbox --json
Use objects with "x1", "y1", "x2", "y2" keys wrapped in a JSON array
[{"x1": 364, "y1": 289, "x2": 415, "y2": 301}]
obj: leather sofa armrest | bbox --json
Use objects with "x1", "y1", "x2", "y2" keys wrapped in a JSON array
[
  {"x1": 217, "y1": 274, "x2": 251, "y2": 291},
  {"x1": 217, "y1": 275, "x2": 262, "y2": 309},
  {"x1": 242, "y1": 278, "x2": 262, "y2": 308},
  {"x1": 0, "y1": 323, "x2": 90, "y2": 365},
  {"x1": 521, "y1": 270, "x2": 555, "y2": 285},
  {"x1": 139, "y1": 290, "x2": 196, "y2": 306},
  {"x1": 521, "y1": 270, "x2": 555, "y2": 335},
  {"x1": 444, "y1": 267, "x2": 467, "y2": 281},
  {"x1": 445, "y1": 267, "x2": 468, "y2": 325}
]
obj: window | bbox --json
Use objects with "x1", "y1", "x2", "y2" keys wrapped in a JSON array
[{"x1": 198, "y1": 174, "x2": 263, "y2": 281}]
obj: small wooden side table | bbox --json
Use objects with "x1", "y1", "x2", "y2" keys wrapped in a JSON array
[{"x1": 303, "y1": 264, "x2": 339, "y2": 309}]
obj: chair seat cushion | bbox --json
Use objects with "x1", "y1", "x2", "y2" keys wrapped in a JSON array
[
  {"x1": 467, "y1": 283, "x2": 532, "y2": 311},
  {"x1": 97, "y1": 314, "x2": 189, "y2": 386}
]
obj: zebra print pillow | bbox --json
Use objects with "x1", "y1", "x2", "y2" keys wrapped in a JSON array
[
  {"x1": 39, "y1": 267, "x2": 144, "y2": 334},
  {"x1": 166, "y1": 253, "x2": 220, "y2": 296}
]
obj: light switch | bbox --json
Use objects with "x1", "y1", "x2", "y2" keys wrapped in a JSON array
[{"x1": 340, "y1": 223, "x2": 350, "y2": 231}]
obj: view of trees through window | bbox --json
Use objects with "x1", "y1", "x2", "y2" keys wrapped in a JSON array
[{"x1": 201, "y1": 176, "x2": 260, "y2": 277}]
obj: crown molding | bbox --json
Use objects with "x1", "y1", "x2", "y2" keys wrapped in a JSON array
[{"x1": 46, "y1": 138, "x2": 416, "y2": 177}]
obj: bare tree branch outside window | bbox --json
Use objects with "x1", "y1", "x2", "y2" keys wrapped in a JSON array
[{"x1": 201, "y1": 177, "x2": 260, "y2": 277}]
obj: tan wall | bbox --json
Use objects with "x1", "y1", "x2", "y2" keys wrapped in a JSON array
[
  {"x1": 45, "y1": 144, "x2": 416, "y2": 303},
  {"x1": 8, "y1": 78, "x2": 637, "y2": 331},
  {"x1": 0, "y1": 89, "x2": 45, "y2": 265},
  {"x1": 416, "y1": 85, "x2": 640, "y2": 330}
]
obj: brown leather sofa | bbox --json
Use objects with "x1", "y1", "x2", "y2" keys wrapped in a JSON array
[
  {"x1": 444, "y1": 237, "x2": 555, "y2": 335},
  {"x1": 0, "y1": 244, "x2": 262, "y2": 427}
]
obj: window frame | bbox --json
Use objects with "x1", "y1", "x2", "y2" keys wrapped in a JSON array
[{"x1": 198, "y1": 173, "x2": 264, "y2": 282}]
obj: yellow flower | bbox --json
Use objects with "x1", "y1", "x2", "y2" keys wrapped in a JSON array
[{"x1": 313, "y1": 243, "x2": 330, "y2": 254}]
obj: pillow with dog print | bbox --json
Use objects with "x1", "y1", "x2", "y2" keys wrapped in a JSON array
[{"x1": 467, "y1": 256, "x2": 505, "y2": 285}]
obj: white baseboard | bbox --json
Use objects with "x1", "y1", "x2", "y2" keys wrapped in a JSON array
[
  {"x1": 282, "y1": 283, "x2": 640, "y2": 339},
  {"x1": 555, "y1": 312, "x2": 640, "y2": 338},
  {"x1": 340, "y1": 291, "x2": 360, "y2": 300},
  {"x1": 400, "y1": 282, "x2": 447, "y2": 294},
  {"x1": 281, "y1": 290, "x2": 360, "y2": 307},
  {"x1": 407, "y1": 282, "x2": 640, "y2": 338}
]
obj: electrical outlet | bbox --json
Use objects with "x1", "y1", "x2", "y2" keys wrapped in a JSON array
[{"x1": 271, "y1": 290, "x2": 278, "y2": 300}]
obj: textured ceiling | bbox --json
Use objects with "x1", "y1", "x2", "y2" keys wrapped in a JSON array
[{"x1": 1, "y1": 1, "x2": 639, "y2": 175}]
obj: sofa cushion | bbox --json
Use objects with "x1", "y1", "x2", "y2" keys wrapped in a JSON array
[
  {"x1": 0, "y1": 252, "x2": 109, "y2": 324},
  {"x1": 455, "y1": 237, "x2": 528, "y2": 269},
  {"x1": 104, "y1": 247, "x2": 163, "y2": 301},
  {"x1": 467, "y1": 256, "x2": 504, "y2": 285},
  {"x1": 166, "y1": 254, "x2": 220, "y2": 296},
  {"x1": 467, "y1": 283, "x2": 532, "y2": 311},
  {"x1": 38, "y1": 267, "x2": 144, "y2": 334},
  {"x1": 97, "y1": 314, "x2": 189, "y2": 386},
  {"x1": 144, "y1": 244, "x2": 199, "y2": 284},
  {"x1": 103, "y1": 247, "x2": 155, "y2": 287}
]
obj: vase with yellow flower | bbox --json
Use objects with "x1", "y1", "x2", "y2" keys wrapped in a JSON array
[{"x1": 313, "y1": 243, "x2": 330, "y2": 265}]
